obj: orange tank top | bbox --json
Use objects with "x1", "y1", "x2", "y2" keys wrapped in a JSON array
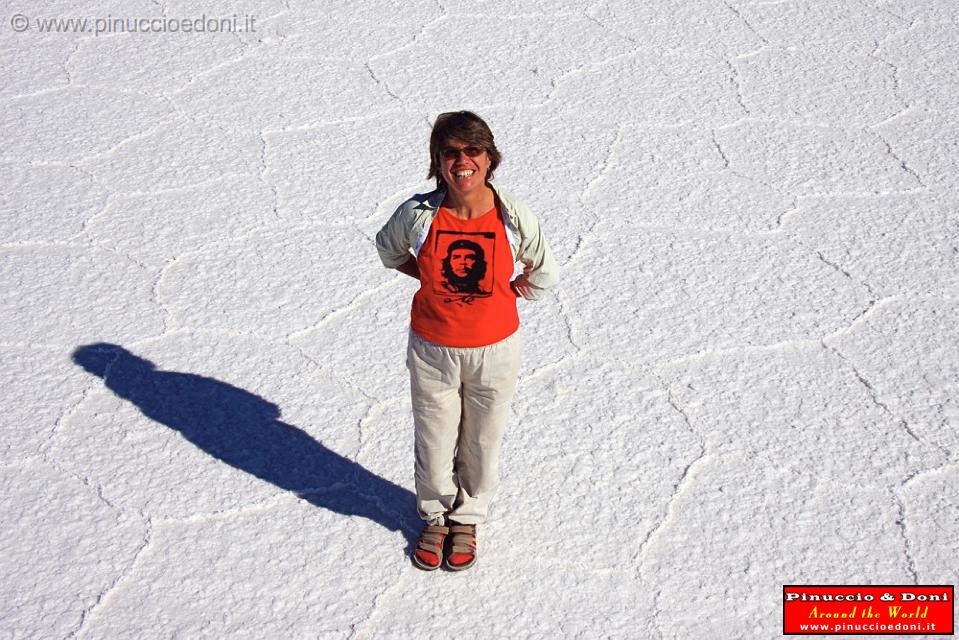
[{"x1": 410, "y1": 205, "x2": 519, "y2": 347}]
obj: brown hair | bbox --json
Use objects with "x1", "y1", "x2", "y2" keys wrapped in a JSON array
[{"x1": 427, "y1": 111, "x2": 502, "y2": 189}]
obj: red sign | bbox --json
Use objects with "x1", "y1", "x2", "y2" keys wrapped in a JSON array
[{"x1": 783, "y1": 585, "x2": 954, "y2": 635}]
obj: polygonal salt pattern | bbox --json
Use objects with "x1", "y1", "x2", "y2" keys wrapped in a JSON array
[
  {"x1": 440, "y1": 0, "x2": 585, "y2": 15},
  {"x1": 550, "y1": 52, "x2": 746, "y2": 127},
  {"x1": 157, "y1": 223, "x2": 383, "y2": 339},
  {"x1": 289, "y1": 280, "x2": 415, "y2": 401},
  {"x1": 590, "y1": 0, "x2": 764, "y2": 56},
  {"x1": 741, "y1": 0, "x2": 906, "y2": 55},
  {"x1": 516, "y1": 293, "x2": 576, "y2": 377},
  {"x1": 0, "y1": 87, "x2": 174, "y2": 163},
  {"x1": 2, "y1": 0, "x2": 958, "y2": 636},
  {"x1": 0, "y1": 164, "x2": 109, "y2": 244},
  {"x1": 368, "y1": 14, "x2": 635, "y2": 110},
  {"x1": 880, "y1": 21, "x2": 959, "y2": 112},
  {"x1": 591, "y1": 125, "x2": 729, "y2": 190},
  {"x1": 0, "y1": 39, "x2": 73, "y2": 98},
  {"x1": 264, "y1": 114, "x2": 427, "y2": 224},
  {"x1": 785, "y1": 192, "x2": 959, "y2": 297},
  {"x1": 872, "y1": 0, "x2": 959, "y2": 24},
  {"x1": 659, "y1": 343, "x2": 939, "y2": 476},
  {"x1": 640, "y1": 454, "x2": 911, "y2": 639},
  {"x1": 899, "y1": 463, "x2": 959, "y2": 585},
  {"x1": 0, "y1": 346, "x2": 97, "y2": 460},
  {"x1": 53, "y1": 334, "x2": 370, "y2": 519},
  {"x1": 601, "y1": 170, "x2": 793, "y2": 234},
  {"x1": 173, "y1": 55, "x2": 400, "y2": 131},
  {"x1": 502, "y1": 353, "x2": 701, "y2": 572},
  {"x1": 351, "y1": 393, "x2": 415, "y2": 493},
  {"x1": 543, "y1": 126, "x2": 760, "y2": 263},
  {"x1": 354, "y1": 560, "x2": 652, "y2": 639},
  {"x1": 565, "y1": 229, "x2": 873, "y2": 365},
  {"x1": 0, "y1": 245, "x2": 165, "y2": 345},
  {"x1": 827, "y1": 298, "x2": 959, "y2": 454},
  {"x1": 248, "y1": 0, "x2": 440, "y2": 61},
  {"x1": 75, "y1": 502, "x2": 408, "y2": 639},
  {"x1": 714, "y1": 120, "x2": 920, "y2": 196},
  {"x1": 584, "y1": 126, "x2": 793, "y2": 236},
  {"x1": 0, "y1": 462, "x2": 147, "y2": 640},
  {"x1": 80, "y1": 114, "x2": 262, "y2": 193},
  {"x1": 69, "y1": 28, "x2": 246, "y2": 97},
  {"x1": 650, "y1": 343, "x2": 942, "y2": 636},
  {"x1": 83, "y1": 176, "x2": 277, "y2": 268},
  {"x1": 873, "y1": 107, "x2": 959, "y2": 189},
  {"x1": 733, "y1": 49, "x2": 901, "y2": 127}
]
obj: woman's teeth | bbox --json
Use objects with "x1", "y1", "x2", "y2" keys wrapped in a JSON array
[{"x1": 454, "y1": 170, "x2": 474, "y2": 177}]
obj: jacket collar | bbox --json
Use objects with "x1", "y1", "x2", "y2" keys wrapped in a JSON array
[{"x1": 409, "y1": 188, "x2": 444, "y2": 213}]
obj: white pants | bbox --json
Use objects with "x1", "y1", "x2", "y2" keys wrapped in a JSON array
[{"x1": 406, "y1": 329, "x2": 521, "y2": 525}]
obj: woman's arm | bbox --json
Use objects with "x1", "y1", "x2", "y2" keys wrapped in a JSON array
[
  {"x1": 512, "y1": 204, "x2": 558, "y2": 300},
  {"x1": 396, "y1": 256, "x2": 421, "y2": 280},
  {"x1": 375, "y1": 204, "x2": 414, "y2": 269}
]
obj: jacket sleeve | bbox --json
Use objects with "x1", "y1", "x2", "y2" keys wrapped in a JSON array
[
  {"x1": 375, "y1": 203, "x2": 414, "y2": 269},
  {"x1": 512, "y1": 202, "x2": 559, "y2": 301}
]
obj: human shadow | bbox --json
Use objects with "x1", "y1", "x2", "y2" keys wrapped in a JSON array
[{"x1": 72, "y1": 343, "x2": 418, "y2": 548}]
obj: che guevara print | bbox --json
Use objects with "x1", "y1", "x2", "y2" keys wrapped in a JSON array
[{"x1": 432, "y1": 230, "x2": 496, "y2": 302}]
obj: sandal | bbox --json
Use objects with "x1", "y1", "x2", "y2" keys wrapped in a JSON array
[
  {"x1": 412, "y1": 523, "x2": 449, "y2": 571},
  {"x1": 445, "y1": 524, "x2": 477, "y2": 571}
]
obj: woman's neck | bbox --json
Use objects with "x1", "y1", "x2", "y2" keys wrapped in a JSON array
[{"x1": 443, "y1": 184, "x2": 495, "y2": 220}]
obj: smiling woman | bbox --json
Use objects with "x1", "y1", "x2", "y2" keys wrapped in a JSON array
[
  {"x1": 427, "y1": 112, "x2": 501, "y2": 199},
  {"x1": 375, "y1": 110, "x2": 559, "y2": 572}
]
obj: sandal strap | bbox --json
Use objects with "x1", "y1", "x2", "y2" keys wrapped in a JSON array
[
  {"x1": 416, "y1": 525, "x2": 449, "y2": 552},
  {"x1": 422, "y1": 524, "x2": 449, "y2": 536},
  {"x1": 448, "y1": 524, "x2": 476, "y2": 553},
  {"x1": 449, "y1": 524, "x2": 475, "y2": 535}
]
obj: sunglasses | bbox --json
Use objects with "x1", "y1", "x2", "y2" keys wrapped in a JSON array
[{"x1": 441, "y1": 146, "x2": 485, "y2": 160}]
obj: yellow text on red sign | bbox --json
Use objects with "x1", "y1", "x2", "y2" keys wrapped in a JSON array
[{"x1": 783, "y1": 585, "x2": 954, "y2": 635}]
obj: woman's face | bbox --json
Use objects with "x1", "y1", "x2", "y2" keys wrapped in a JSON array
[{"x1": 439, "y1": 138, "x2": 491, "y2": 195}]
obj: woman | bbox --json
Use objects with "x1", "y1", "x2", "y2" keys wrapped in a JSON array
[{"x1": 375, "y1": 111, "x2": 558, "y2": 571}]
